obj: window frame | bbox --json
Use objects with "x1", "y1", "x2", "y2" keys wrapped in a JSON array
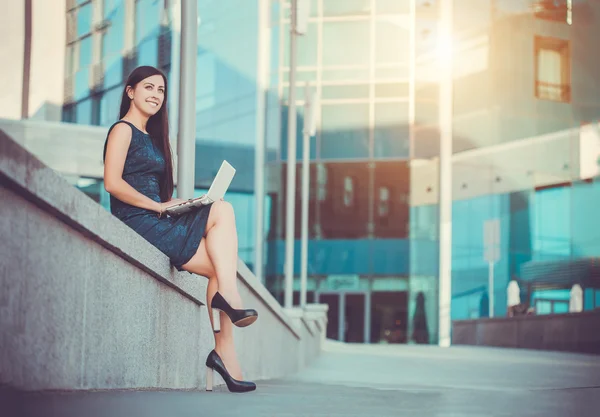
[{"x1": 534, "y1": 36, "x2": 571, "y2": 103}]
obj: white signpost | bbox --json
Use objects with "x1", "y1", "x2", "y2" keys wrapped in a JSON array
[{"x1": 484, "y1": 219, "x2": 500, "y2": 317}]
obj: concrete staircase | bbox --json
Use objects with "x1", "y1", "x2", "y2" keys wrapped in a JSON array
[{"x1": 0, "y1": 127, "x2": 327, "y2": 391}]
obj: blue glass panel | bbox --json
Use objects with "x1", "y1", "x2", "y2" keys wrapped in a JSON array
[
  {"x1": 74, "y1": 68, "x2": 90, "y2": 100},
  {"x1": 282, "y1": 22, "x2": 317, "y2": 66},
  {"x1": 103, "y1": 0, "x2": 123, "y2": 18},
  {"x1": 374, "y1": 102, "x2": 410, "y2": 158},
  {"x1": 79, "y1": 36, "x2": 93, "y2": 67},
  {"x1": 320, "y1": 104, "x2": 369, "y2": 159},
  {"x1": 137, "y1": 38, "x2": 158, "y2": 67},
  {"x1": 102, "y1": 5, "x2": 125, "y2": 58},
  {"x1": 323, "y1": 21, "x2": 369, "y2": 66},
  {"x1": 532, "y1": 186, "x2": 571, "y2": 260},
  {"x1": 77, "y1": 3, "x2": 93, "y2": 37},
  {"x1": 100, "y1": 87, "x2": 123, "y2": 126},
  {"x1": 135, "y1": 0, "x2": 162, "y2": 43},
  {"x1": 268, "y1": 239, "x2": 410, "y2": 276},
  {"x1": 280, "y1": 105, "x2": 317, "y2": 161},
  {"x1": 76, "y1": 99, "x2": 92, "y2": 125},
  {"x1": 104, "y1": 55, "x2": 123, "y2": 88}
]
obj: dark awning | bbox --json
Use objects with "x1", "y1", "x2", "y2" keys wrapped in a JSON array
[{"x1": 520, "y1": 258, "x2": 600, "y2": 289}]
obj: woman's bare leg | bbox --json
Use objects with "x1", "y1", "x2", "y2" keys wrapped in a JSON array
[
  {"x1": 199, "y1": 200, "x2": 243, "y2": 309},
  {"x1": 182, "y1": 238, "x2": 243, "y2": 379}
]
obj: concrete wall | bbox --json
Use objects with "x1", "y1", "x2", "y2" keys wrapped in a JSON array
[{"x1": 0, "y1": 128, "x2": 327, "y2": 391}]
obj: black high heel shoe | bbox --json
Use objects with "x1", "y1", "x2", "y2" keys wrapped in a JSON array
[
  {"x1": 205, "y1": 350, "x2": 256, "y2": 393},
  {"x1": 211, "y1": 292, "x2": 258, "y2": 333}
]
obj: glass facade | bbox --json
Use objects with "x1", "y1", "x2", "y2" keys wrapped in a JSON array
[
  {"x1": 265, "y1": 0, "x2": 413, "y2": 345},
  {"x1": 264, "y1": 0, "x2": 600, "y2": 345},
  {"x1": 60, "y1": 0, "x2": 600, "y2": 345},
  {"x1": 410, "y1": 0, "x2": 600, "y2": 337}
]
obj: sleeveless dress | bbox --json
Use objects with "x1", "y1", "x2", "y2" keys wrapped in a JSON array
[{"x1": 104, "y1": 120, "x2": 212, "y2": 273}]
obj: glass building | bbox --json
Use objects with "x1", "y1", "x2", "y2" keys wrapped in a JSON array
[{"x1": 57, "y1": 0, "x2": 600, "y2": 345}]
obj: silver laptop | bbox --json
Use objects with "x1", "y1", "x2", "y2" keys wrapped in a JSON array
[{"x1": 165, "y1": 160, "x2": 236, "y2": 217}]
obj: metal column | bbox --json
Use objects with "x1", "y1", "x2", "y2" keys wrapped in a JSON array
[
  {"x1": 176, "y1": 0, "x2": 198, "y2": 199},
  {"x1": 284, "y1": 0, "x2": 298, "y2": 309},
  {"x1": 254, "y1": 0, "x2": 270, "y2": 282},
  {"x1": 338, "y1": 293, "x2": 345, "y2": 342},
  {"x1": 437, "y1": 0, "x2": 454, "y2": 348}
]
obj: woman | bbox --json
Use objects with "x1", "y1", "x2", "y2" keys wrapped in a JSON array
[{"x1": 103, "y1": 65, "x2": 257, "y2": 393}]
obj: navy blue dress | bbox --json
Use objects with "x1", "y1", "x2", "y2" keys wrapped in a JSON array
[{"x1": 104, "y1": 120, "x2": 211, "y2": 272}]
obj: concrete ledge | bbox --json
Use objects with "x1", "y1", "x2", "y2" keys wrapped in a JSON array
[
  {"x1": 452, "y1": 310, "x2": 600, "y2": 355},
  {"x1": 0, "y1": 128, "x2": 327, "y2": 391}
]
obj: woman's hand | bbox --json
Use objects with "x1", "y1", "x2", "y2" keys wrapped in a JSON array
[{"x1": 156, "y1": 198, "x2": 188, "y2": 217}]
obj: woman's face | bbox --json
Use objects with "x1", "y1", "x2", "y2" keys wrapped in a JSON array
[{"x1": 127, "y1": 74, "x2": 165, "y2": 117}]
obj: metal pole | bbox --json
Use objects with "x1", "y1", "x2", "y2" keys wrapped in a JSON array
[
  {"x1": 438, "y1": 0, "x2": 453, "y2": 348},
  {"x1": 254, "y1": 0, "x2": 269, "y2": 282},
  {"x1": 284, "y1": 0, "x2": 298, "y2": 309},
  {"x1": 168, "y1": 0, "x2": 181, "y2": 142},
  {"x1": 338, "y1": 293, "x2": 345, "y2": 342},
  {"x1": 488, "y1": 261, "x2": 495, "y2": 317},
  {"x1": 300, "y1": 83, "x2": 311, "y2": 309},
  {"x1": 177, "y1": 0, "x2": 198, "y2": 199},
  {"x1": 364, "y1": 291, "x2": 371, "y2": 343},
  {"x1": 408, "y1": 0, "x2": 416, "y2": 160}
]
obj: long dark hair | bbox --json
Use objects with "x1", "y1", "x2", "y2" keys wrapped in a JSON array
[{"x1": 105, "y1": 65, "x2": 174, "y2": 202}]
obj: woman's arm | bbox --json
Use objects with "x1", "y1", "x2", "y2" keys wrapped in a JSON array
[{"x1": 103, "y1": 123, "x2": 162, "y2": 213}]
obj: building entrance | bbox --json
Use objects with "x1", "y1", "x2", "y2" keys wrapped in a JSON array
[
  {"x1": 316, "y1": 290, "x2": 409, "y2": 344},
  {"x1": 316, "y1": 291, "x2": 371, "y2": 343}
]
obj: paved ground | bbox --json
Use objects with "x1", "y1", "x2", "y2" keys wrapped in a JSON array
[{"x1": 4, "y1": 341, "x2": 600, "y2": 417}]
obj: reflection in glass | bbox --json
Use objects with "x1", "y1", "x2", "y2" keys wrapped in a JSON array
[
  {"x1": 135, "y1": 0, "x2": 162, "y2": 43},
  {"x1": 321, "y1": 84, "x2": 369, "y2": 100},
  {"x1": 371, "y1": 292, "x2": 409, "y2": 343},
  {"x1": 280, "y1": 105, "x2": 317, "y2": 161},
  {"x1": 323, "y1": 21, "x2": 369, "y2": 67},
  {"x1": 320, "y1": 104, "x2": 369, "y2": 159},
  {"x1": 76, "y1": 99, "x2": 92, "y2": 125},
  {"x1": 283, "y1": 23, "x2": 317, "y2": 67},
  {"x1": 376, "y1": 0, "x2": 410, "y2": 14},
  {"x1": 196, "y1": 51, "x2": 216, "y2": 111},
  {"x1": 100, "y1": 87, "x2": 123, "y2": 126},
  {"x1": 102, "y1": 5, "x2": 125, "y2": 57},
  {"x1": 375, "y1": 17, "x2": 409, "y2": 64},
  {"x1": 74, "y1": 68, "x2": 90, "y2": 101},
  {"x1": 137, "y1": 38, "x2": 158, "y2": 67},
  {"x1": 374, "y1": 82, "x2": 409, "y2": 98},
  {"x1": 323, "y1": 0, "x2": 370, "y2": 16},
  {"x1": 104, "y1": 55, "x2": 123, "y2": 88},
  {"x1": 77, "y1": 3, "x2": 93, "y2": 37},
  {"x1": 373, "y1": 161, "x2": 409, "y2": 238},
  {"x1": 79, "y1": 36, "x2": 93, "y2": 68},
  {"x1": 103, "y1": 0, "x2": 123, "y2": 17},
  {"x1": 318, "y1": 162, "x2": 369, "y2": 239},
  {"x1": 374, "y1": 102, "x2": 410, "y2": 158},
  {"x1": 321, "y1": 68, "x2": 369, "y2": 82}
]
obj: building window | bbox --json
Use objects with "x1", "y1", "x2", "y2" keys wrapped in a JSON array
[
  {"x1": 343, "y1": 176, "x2": 355, "y2": 207},
  {"x1": 533, "y1": 0, "x2": 572, "y2": 25},
  {"x1": 101, "y1": 0, "x2": 126, "y2": 88},
  {"x1": 534, "y1": 36, "x2": 570, "y2": 103}
]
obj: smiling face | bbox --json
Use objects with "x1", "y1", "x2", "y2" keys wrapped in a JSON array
[{"x1": 126, "y1": 74, "x2": 165, "y2": 117}]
